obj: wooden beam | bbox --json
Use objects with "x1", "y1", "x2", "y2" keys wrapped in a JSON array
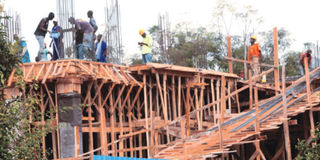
[
  {"x1": 227, "y1": 36, "x2": 233, "y2": 73},
  {"x1": 221, "y1": 76, "x2": 226, "y2": 122},
  {"x1": 224, "y1": 57, "x2": 277, "y2": 68},
  {"x1": 249, "y1": 70, "x2": 253, "y2": 110},
  {"x1": 273, "y1": 27, "x2": 280, "y2": 94},
  {"x1": 143, "y1": 74, "x2": 150, "y2": 157},
  {"x1": 304, "y1": 57, "x2": 315, "y2": 137},
  {"x1": 279, "y1": 63, "x2": 292, "y2": 160}
]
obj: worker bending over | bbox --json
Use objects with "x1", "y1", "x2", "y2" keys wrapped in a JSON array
[
  {"x1": 138, "y1": 29, "x2": 153, "y2": 64},
  {"x1": 300, "y1": 49, "x2": 312, "y2": 75},
  {"x1": 248, "y1": 36, "x2": 261, "y2": 76}
]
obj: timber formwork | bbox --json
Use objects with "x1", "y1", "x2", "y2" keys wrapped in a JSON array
[{"x1": 4, "y1": 28, "x2": 320, "y2": 160}]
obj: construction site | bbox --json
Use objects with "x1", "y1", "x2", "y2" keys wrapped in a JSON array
[{"x1": 2, "y1": 0, "x2": 320, "y2": 160}]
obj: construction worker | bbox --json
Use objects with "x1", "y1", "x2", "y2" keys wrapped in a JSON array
[
  {"x1": 138, "y1": 29, "x2": 153, "y2": 64},
  {"x1": 248, "y1": 36, "x2": 261, "y2": 76},
  {"x1": 13, "y1": 34, "x2": 30, "y2": 63},
  {"x1": 299, "y1": 49, "x2": 312, "y2": 75},
  {"x1": 95, "y1": 34, "x2": 107, "y2": 63},
  {"x1": 34, "y1": 12, "x2": 54, "y2": 59},
  {"x1": 68, "y1": 17, "x2": 94, "y2": 60},
  {"x1": 87, "y1": 10, "x2": 98, "y2": 55},
  {"x1": 49, "y1": 21, "x2": 63, "y2": 60}
]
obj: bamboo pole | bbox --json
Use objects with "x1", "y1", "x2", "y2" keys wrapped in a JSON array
[
  {"x1": 40, "y1": 86, "x2": 46, "y2": 158},
  {"x1": 216, "y1": 80, "x2": 220, "y2": 123},
  {"x1": 55, "y1": 84, "x2": 61, "y2": 158},
  {"x1": 110, "y1": 92, "x2": 116, "y2": 156},
  {"x1": 163, "y1": 73, "x2": 170, "y2": 143},
  {"x1": 282, "y1": 62, "x2": 292, "y2": 160}
]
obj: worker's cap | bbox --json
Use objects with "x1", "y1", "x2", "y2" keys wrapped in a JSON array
[
  {"x1": 139, "y1": 29, "x2": 145, "y2": 36},
  {"x1": 250, "y1": 36, "x2": 257, "y2": 40}
]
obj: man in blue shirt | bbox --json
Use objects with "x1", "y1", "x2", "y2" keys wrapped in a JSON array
[
  {"x1": 50, "y1": 21, "x2": 63, "y2": 60},
  {"x1": 95, "y1": 34, "x2": 107, "y2": 62},
  {"x1": 13, "y1": 34, "x2": 30, "y2": 63}
]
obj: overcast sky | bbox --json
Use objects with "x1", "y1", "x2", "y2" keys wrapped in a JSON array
[{"x1": 3, "y1": 0, "x2": 320, "y2": 62}]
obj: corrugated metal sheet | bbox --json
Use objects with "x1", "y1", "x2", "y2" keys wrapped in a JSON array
[{"x1": 93, "y1": 155, "x2": 167, "y2": 160}]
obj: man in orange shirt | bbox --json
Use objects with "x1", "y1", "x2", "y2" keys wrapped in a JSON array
[{"x1": 248, "y1": 36, "x2": 261, "y2": 76}]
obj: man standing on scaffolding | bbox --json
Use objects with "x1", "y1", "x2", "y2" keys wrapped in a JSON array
[
  {"x1": 34, "y1": 12, "x2": 54, "y2": 59},
  {"x1": 138, "y1": 29, "x2": 153, "y2": 64},
  {"x1": 50, "y1": 21, "x2": 63, "y2": 60},
  {"x1": 68, "y1": 17, "x2": 94, "y2": 60},
  {"x1": 248, "y1": 36, "x2": 261, "y2": 76}
]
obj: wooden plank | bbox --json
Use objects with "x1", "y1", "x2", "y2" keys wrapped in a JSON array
[
  {"x1": 172, "y1": 75, "x2": 177, "y2": 121},
  {"x1": 211, "y1": 79, "x2": 216, "y2": 125},
  {"x1": 42, "y1": 63, "x2": 53, "y2": 84},
  {"x1": 7, "y1": 67, "x2": 16, "y2": 86},
  {"x1": 35, "y1": 64, "x2": 45, "y2": 80},
  {"x1": 186, "y1": 86, "x2": 191, "y2": 136},
  {"x1": 25, "y1": 64, "x2": 34, "y2": 81}
]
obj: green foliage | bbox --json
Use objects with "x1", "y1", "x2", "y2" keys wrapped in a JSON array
[
  {"x1": 283, "y1": 52, "x2": 300, "y2": 76},
  {"x1": 0, "y1": 12, "x2": 52, "y2": 159},
  {"x1": 295, "y1": 125, "x2": 320, "y2": 160}
]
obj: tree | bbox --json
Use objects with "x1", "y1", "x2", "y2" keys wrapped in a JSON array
[
  {"x1": 283, "y1": 51, "x2": 300, "y2": 76},
  {"x1": 295, "y1": 124, "x2": 320, "y2": 160},
  {"x1": 0, "y1": 7, "x2": 52, "y2": 159}
]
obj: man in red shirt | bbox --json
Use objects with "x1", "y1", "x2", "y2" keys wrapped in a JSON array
[
  {"x1": 300, "y1": 49, "x2": 312, "y2": 75},
  {"x1": 248, "y1": 36, "x2": 261, "y2": 76}
]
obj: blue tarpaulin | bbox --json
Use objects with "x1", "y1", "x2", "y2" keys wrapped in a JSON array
[{"x1": 93, "y1": 155, "x2": 167, "y2": 160}]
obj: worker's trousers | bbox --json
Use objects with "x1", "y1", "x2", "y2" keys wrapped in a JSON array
[
  {"x1": 83, "y1": 32, "x2": 95, "y2": 60},
  {"x1": 142, "y1": 53, "x2": 152, "y2": 64},
  {"x1": 250, "y1": 56, "x2": 260, "y2": 76},
  {"x1": 35, "y1": 35, "x2": 45, "y2": 58}
]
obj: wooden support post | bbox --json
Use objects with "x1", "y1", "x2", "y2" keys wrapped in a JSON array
[
  {"x1": 110, "y1": 93, "x2": 116, "y2": 156},
  {"x1": 50, "y1": 106, "x2": 57, "y2": 159},
  {"x1": 149, "y1": 75, "x2": 154, "y2": 157},
  {"x1": 88, "y1": 92, "x2": 94, "y2": 160},
  {"x1": 304, "y1": 57, "x2": 315, "y2": 137},
  {"x1": 137, "y1": 98, "x2": 143, "y2": 158},
  {"x1": 211, "y1": 79, "x2": 216, "y2": 125},
  {"x1": 235, "y1": 81, "x2": 241, "y2": 113},
  {"x1": 143, "y1": 74, "x2": 150, "y2": 157},
  {"x1": 221, "y1": 76, "x2": 226, "y2": 122},
  {"x1": 227, "y1": 81, "x2": 232, "y2": 113},
  {"x1": 195, "y1": 88, "x2": 201, "y2": 130},
  {"x1": 200, "y1": 78, "x2": 204, "y2": 128},
  {"x1": 172, "y1": 75, "x2": 177, "y2": 120},
  {"x1": 55, "y1": 84, "x2": 61, "y2": 158},
  {"x1": 186, "y1": 86, "x2": 191, "y2": 136},
  {"x1": 254, "y1": 87, "x2": 261, "y2": 160},
  {"x1": 119, "y1": 93, "x2": 124, "y2": 157},
  {"x1": 273, "y1": 27, "x2": 280, "y2": 94},
  {"x1": 40, "y1": 86, "x2": 46, "y2": 158},
  {"x1": 75, "y1": 126, "x2": 80, "y2": 157},
  {"x1": 127, "y1": 98, "x2": 134, "y2": 157},
  {"x1": 163, "y1": 73, "x2": 170, "y2": 142},
  {"x1": 155, "y1": 72, "x2": 170, "y2": 143},
  {"x1": 178, "y1": 76, "x2": 182, "y2": 117},
  {"x1": 282, "y1": 63, "x2": 292, "y2": 160},
  {"x1": 249, "y1": 70, "x2": 253, "y2": 110},
  {"x1": 216, "y1": 80, "x2": 221, "y2": 123},
  {"x1": 227, "y1": 35, "x2": 233, "y2": 73}
]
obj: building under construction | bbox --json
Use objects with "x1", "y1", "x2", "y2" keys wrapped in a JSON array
[{"x1": 4, "y1": 27, "x2": 320, "y2": 160}]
